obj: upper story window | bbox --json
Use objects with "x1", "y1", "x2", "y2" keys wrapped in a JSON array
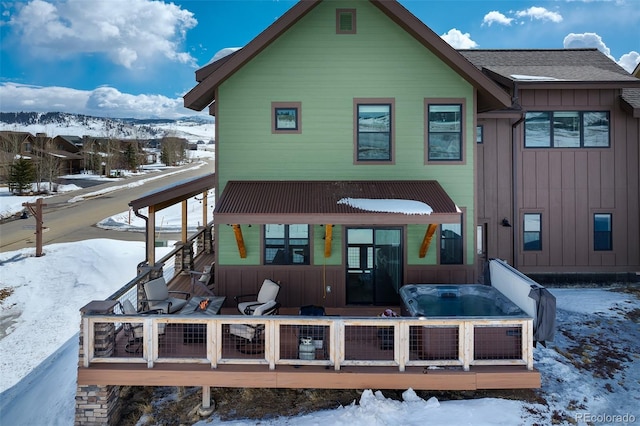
[
  {"x1": 272, "y1": 102, "x2": 301, "y2": 134},
  {"x1": 336, "y1": 9, "x2": 356, "y2": 34},
  {"x1": 523, "y1": 213, "x2": 542, "y2": 251},
  {"x1": 426, "y1": 102, "x2": 463, "y2": 162},
  {"x1": 264, "y1": 224, "x2": 310, "y2": 265},
  {"x1": 355, "y1": 99, "x2": 394, "y2": 162},
  {"x1": 594, "y1": 213, "x2": 612, "y2": 251},
  {"x1": 440, "y1": 221, "x2": 463, "y2": 264},
  {"x1": 23, "y1": 142, "x2": 32, "y2": 153},
  {"x1": 524, "y1": 111, "x2": 610, "y2": 148}
]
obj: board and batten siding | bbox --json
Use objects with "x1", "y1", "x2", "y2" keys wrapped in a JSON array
[
  {"x1": 478, "y1": 87, "x2": 639, "y2": 275},
  {"x1": 214, "y1": 0, "x2": 477, "y2": 268}
]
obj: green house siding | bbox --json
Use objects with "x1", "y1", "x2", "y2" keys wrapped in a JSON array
[{"x1": 216, "y1": 0, "x2": 476, "y2": 267}]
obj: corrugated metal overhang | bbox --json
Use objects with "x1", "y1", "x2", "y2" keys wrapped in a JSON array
[
  {"x1": 214, "y1": 181, "x2": 461, "y2": 225},
  {"x1": 129, "y1": 174, "x2": 215, "y2": 212}
]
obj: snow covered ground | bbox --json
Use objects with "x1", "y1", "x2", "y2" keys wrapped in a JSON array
[
  {"x1": 1, "y1": 235, "x2": 637, "y2": 425},
  {"x1": 1, "y1": 150, "x2": 639, "y2": 424}
]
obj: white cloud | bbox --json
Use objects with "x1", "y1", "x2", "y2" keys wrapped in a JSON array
[
  {"x1": 440, "y1": 29, "x2": 478, "y2": 49},
  {"x1": 515, "y1": 7, "x2": 563, "y2": 23},
  {"x1": 563, "y1": 32, "x2": 611, "y2": 56},
  {"x1": 208, "y1": 47, "x2": 243, "y2": 64},
  {"x1": 0, "y1": 83, "x2": 205, "y2": 119},
  {"x1": 482, "y1": 11, "x2": 513, "y2": 26},
  {"x1": 563, "y1": 32, "x2": 640, "y2": 74},
  {"x1": 618, "y1": 51, "x2": 640, "y2": 74},
  {"x1": 8, "y1": 0, "x2": 197, "y2": 69}
]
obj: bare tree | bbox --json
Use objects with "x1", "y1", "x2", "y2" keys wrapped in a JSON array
[{"x1": 0, "y1": 131, "x2": 28, "y2": 183}]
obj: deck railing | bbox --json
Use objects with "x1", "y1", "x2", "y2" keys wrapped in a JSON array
[{"x1": 82, "y1": 314, "x2": 534, "y2": 372}]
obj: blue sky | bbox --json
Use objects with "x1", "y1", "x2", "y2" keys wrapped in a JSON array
[{"x1": 1, "y1": 0, "x2": 639, "y2": 119}]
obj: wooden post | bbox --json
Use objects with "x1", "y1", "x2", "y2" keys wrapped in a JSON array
[
  {"x1": 232, "y1": 225, "x2": 247, "y2": 258},
  {"x1": 419, "y1": 223, "x2": 438, "y2": 258},
  {"x1": 324, "y1": 224, "x2": 333, "y2": 258},
  {"x1": 22, "y1": 198, "x2": 47, "y2": 257}
]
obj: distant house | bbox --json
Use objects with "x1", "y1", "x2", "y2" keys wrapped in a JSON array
[{"x1": 183, "y1": 0, "x2": 640, "y2": 309}]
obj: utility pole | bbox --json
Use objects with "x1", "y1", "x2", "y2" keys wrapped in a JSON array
[{"x1": 22, "y1": 198, "x2": 47, "y2": 257}]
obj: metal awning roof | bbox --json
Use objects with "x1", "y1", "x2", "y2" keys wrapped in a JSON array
[
  {"x1": 129, "y1": 174, "x2": 215, "y2": 212},
  {"x1": 214, "y1": 180, "x2": 461, "y2": 224}
]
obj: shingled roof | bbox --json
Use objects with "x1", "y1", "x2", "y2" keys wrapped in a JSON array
[{"x1": 459, "y1": 49, "x2": 640, "y2": 86}]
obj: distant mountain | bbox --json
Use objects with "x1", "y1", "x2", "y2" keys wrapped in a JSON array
[{"x1": 0, "y1": 112, "x2": 215, "y2": 142}]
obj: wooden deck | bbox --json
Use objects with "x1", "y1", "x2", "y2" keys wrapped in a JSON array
[
  {"x1": 78, "y1": 362, "x2": 540, "y2": 390},
  {"x1": 79, "y1": 251, "x2": 540, "y2": 391}
]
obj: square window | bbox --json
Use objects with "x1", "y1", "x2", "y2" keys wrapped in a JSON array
[
  {"x1": 336, "y1": 9, "x2": 356, "y2": 34},
  {"x1": 594, "y1": 213, "x2": 612, "y2": 251},
  {"x1": 264, "y1": 224, "x2": 309, "y2": 265},
  {"x1": 553, "y1": 111, "x2": 580, "y2": 148},
  {"x1": 427, "y1": 104, "x2": 462, "y2": 161},
  {"x1": 523, "y1": 213, "x2": 542, "y2": 251},
  {"x1": 525, "y1": 112, "x2": 551, "y2": 147},
  {"x1": 355, "y1": 100, "x2": 393, "y2": 162},
  {"x1": 440, "y1": 222, "x2": 463, "y2": 264},
  {"x1": 271, "y1": 102, "x2": 301, "y2": 134},
  {"x1": 275, "y1": 108, "x2": 298, "y2": 130},
  {"x1": 584, "y1": 112, "x2": 610, "y2": 147},
  {"x1": 476, "y1": 125, "x2": 483, "y2": 144}
]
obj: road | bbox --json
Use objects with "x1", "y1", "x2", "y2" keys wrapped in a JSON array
[{"x1": 0, "y1": 161, "x2": 212, "y2": 253}]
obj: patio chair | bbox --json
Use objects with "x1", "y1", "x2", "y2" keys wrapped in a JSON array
[
  {"x1": 229, "y1": 300, "x2": 280, "y2": 354},
  {"x1": 142, "y1": 277, "x2": 190, "y2": 314},
  {"x1": 189, "y1": 263, "x2": 215, "y2": 296},
  {"x1": 120, "y1": 300, "x2": 164, "y2": 354},
  {"x1": 234, "y1": 279, "x2": 280, "y2": 315}
]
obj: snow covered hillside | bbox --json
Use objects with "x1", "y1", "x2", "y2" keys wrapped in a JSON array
[{"x1": 0, "y1": 111, "x2": 215, "y2": 142}]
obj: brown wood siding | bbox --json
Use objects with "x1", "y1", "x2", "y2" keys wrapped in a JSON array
[
  {"x1": 479, "y1": 88, "x2": 639, "y2": 275},
  {"x1": 216, "y1": 265, "x2": 344, "y2": 309},
  {"x1": 78, "y1": 364, "x2": 540, "y2": 390}
]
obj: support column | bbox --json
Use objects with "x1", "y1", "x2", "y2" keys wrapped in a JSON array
[
  {"x1": 174, "y1": 241, "x2": 194, "y2": 274},
  {"x1": 75, "y1": 301, "x2": 121, "y2": 426}
]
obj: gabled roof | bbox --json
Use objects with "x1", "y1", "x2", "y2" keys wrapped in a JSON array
[
  {"x1": 213, "y1": 180, "x2": 460, "y2": 224},
  {"x1": 184, "y1": 0, "x2": 511, "y2": 113},
  {"x1": 460, "y1": 49, "x2": 640, "y2": 89}
]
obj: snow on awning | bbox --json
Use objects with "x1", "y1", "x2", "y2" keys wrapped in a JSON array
[{"x1": 337, "y1": 198, "x2": 433, "y2": 215}]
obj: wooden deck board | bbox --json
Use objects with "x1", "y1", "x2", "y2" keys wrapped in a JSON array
[{"x1": 77, "y1": 363, "x2": 540, "y2": 390}]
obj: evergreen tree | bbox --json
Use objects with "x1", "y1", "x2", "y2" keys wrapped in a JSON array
[
  {"x1": 9, "y1": 158, "x2": 35, "y2": 195},
  {"x1": 123, "y1": 143, "x2": 139, "y2": 172}
]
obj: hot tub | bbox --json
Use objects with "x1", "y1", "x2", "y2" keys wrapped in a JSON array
[
  {"x1": 400, "y1": 284, "x2": 527, "y2": 318},
  {"x1": 399, "y1": 284, "x2": 529, "y2": 360}
]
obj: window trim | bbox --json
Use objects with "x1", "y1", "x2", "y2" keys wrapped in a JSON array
[
  {"x1": 336, "y1": 8, "x2": 356, "y2": 34},
  {"x1": 524, "y1": 110, "x2": 610, "y2": 148},
  {"x1": 425, "y1": 98, "x2": 466, "y2": 164},
  {"x1": 523, "y1": 212, "x2": 542, "y2": 251},
  {"x1": 271, "y1": 102, "x2": 302, "y2": 134},
  {"x1": 593, "y1": 212, "x2": 613, "y2": 251},
  {"x1": 353, "y1": 98, "x2": 395, "y2": 164}
]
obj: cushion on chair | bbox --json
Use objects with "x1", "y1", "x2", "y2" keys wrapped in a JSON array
[
  {"x1": 144, "y1": 278, "x2": 169, "y2": 300},
  {"x1": 122, "y1": 299, "x2": 137, "y2": 315},
  {"x1": 143, "y1": 277, "x2": 187, "y2": 313},
  {"x1": 252, "y1": 300, "x2": 278, "y2": 315},
  {"x1": 257, "y1": 279, "x2": 280, "y2": 303}
]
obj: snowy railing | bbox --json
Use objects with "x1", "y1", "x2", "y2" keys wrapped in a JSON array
[{"x1": 81, "y1": 314, "x2": 534, "y2": 371}]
